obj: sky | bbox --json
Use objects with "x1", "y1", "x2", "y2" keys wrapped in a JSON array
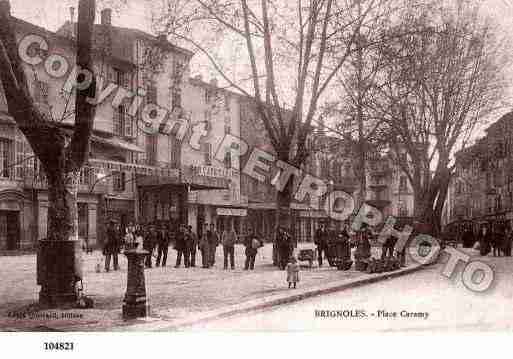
[{"x1": 7, "y1": 0, "x2": 513, "y2": 142}]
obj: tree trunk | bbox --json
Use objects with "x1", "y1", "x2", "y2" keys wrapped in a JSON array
[{"x1": 37, "y1": 169, "x2": 82, "y2": 307}]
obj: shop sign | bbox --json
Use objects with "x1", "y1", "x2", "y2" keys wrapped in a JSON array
[
  {"x1": 191, "y1": 165, "x2": 236, "y2": 179},
  {"x1": 216, "y1": 208, "x2": 247, "y2": 217}
]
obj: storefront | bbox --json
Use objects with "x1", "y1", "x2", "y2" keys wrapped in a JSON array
[
  {"x1": 215, "y1": 207, "x2": 247, "y2": 234},
  {"x1": 246, "y1": 203, "x2": 276, "y2": 242}
]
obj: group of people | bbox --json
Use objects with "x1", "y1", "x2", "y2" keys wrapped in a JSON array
[
  {"x1": 314, "y1": 222, "x2": 393, "y2": 264},
  {"x1": 471, "y1": 224, "x2": 513, "y2": 257},
  {"x1": 102, "y1": 220, "x2": 264, "y2": 272}
]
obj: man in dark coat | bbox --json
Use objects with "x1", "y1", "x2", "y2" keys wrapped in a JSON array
[
  {"x1": 104, "y1": 220, "x2": 120, "y2": 272},
  {"x1": 175, "y1": 224, "x2": 188, "y2": 267},
  {"x1": 143, "y1": 224, "x2": 157, "y2": 268},
  {"x1": 156, "y1": 225, "x2": 169, "y2": 267},
  {"x1": 461, "y1": 229, "x2": 475, "y2": 248},
  {"x1": 187, "y1": 225, "x2": 199, "y2": 267},
  {"x1": 244, "y1": 229, "x2": 262, "y2": 270},
  {"x1": 276, "y1": 226, "x2": 293, "y2": 270},
  {"x1": 208, "y1": 223, "x2": 220, "y2": 267},
  {"x1": 199, "y1": 223, "x2": 211, "y2": 268},
  {"x1": 354, "y1": 223, "x2": 372, "y2": 261},
  {"x1": 314, "y1": 223, "x2": 330, "y2": 266},
  {"x1": 478, "y1": 224, "x2": 492, "y2": 256},
  {"x1": 504, "y1": 226, "x2": 512, "y2": 257}
]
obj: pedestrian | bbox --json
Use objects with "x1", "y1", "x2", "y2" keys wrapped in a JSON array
[
  {"x1": 175, "y1": 224, "x2": 188, "y2": 268},
  {"x1": 492, "y1": 226, "x2": 503, "y2": 257},
  {"x1": 143, "y1": 224, "x2": 156, "y2": 268},
  {"x1": 314, "y1": 222, "x2": 329, "y2": 266},
  {"x1": 222, "y1": 225, "x2": 237, "y2": 269},
  {"x1": 103, "y1": 220, "x2": 120, "y2": 272},
  {"x1": 354, "y1": 223, "x2": 372, "y2": 262},
  {"x1": 187, "y1": 225, "x2": 199, "y2": 267},
  {"x1": 461, "y1": 228, "x2": 475, "y2": 248},
  {"x1": 208, "y1": 223, "x2": 220, "y2": 267},
  {"x1": 286, "y1": 256, "x2": 300, "y2": 289},
  {"x1": 199, "y1": 223, "x2": 211, "y2": 268},
  {"x1": 504, "y1": 226, "x2": 513, "y2": 257},
  {"x1": 276, "y1": 226, "x2": 293, "y2": 270},
  {"x1": 336, "y1": 224, "x2": 351, "y2": 261},
  {"x1": 156, "y1": 225, "x2": 169, "y2": 267},
  {"x1": 244, "y1": 229, "x2": 262, "y2": 270},
  {"x1": 478, "y1": 224, "x2": 492, "y2": 256},
  {"x1": 381, "y1": 233, "x2": 397, "y2": 260}
]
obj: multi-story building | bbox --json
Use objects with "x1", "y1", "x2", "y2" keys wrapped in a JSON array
[
  {"x1": 182, "y1": 76, "x2": 247, "y2": 236},
  {"x1": 366, "y1": 151, "x2": 415, "y2": 220},
  {"x1": 0, "y1": 8, "x2": 246, "y2": 250},
  {"x1": 449, "y1": 111, "x2": 513, "y2": 230},
  {"x1": 0, "y1": 12, "x2": 150, "y2": 250}
]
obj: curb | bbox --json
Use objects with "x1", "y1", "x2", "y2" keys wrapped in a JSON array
[{"x1": 109, "y1": 263, "x2": 429, "y2": 332}]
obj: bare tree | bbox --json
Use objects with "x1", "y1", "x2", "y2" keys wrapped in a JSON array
[
  {"x1": 370, "y1": 0, "x2": 509, "y2": 234},
  {"x1": 0, "y1": 0, "x2": 96, "y2": 306},
  {"x1": 150, "y1": 0, "x2": 388, "y2": 226}
]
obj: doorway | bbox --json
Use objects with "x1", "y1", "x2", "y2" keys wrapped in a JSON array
[{"x1": 0, "y1": 210, "x2": 20, "y2": 250}]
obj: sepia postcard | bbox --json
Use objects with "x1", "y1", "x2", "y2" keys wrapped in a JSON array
[{"x1": 0, "y1": 0, "x2": 512, "y2": 354}]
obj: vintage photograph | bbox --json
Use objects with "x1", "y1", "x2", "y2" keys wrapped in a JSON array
[{"x1": 0, "y1": 0, "x2": 512, "y2": 338}]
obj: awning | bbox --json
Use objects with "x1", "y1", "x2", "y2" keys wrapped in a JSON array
[
  {"x1": 217, "y1": 208, "x2": 247, "y2": 217},
  {"x1": 88, "y1": 158, "x2": 180, "y2": 180},
  {"x1": 91, "y1": 134, "x2": 144, "y2": 153}
]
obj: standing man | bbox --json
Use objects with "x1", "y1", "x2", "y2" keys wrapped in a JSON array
[
  {"x1": 187, "y1": 225, "x2": 199, "y2": 267},
  {"x1": 156, "y1": 225, "x2": 169, "y2": 267},
  {"x1": 199, "y1": 223, "x2": 211, "y2": 268},
  {"x1": 175, "y1": 224, "x2": 188, "y2": 267},
  {"x1": 244, "y1": 228, "x2": 262, "y2": 270},
  {"x1": 143, "y1": 224, "x2": 157, "y2": 268},
  {"x1": 208, "y1": 223, "x2": 220, "y2": 267},
  {"x1": 222, "y1": 225, "x2": 237, "y2": 270},
  {"x1": 276, "y1": 226, "x2": 293, "y2": 270},
  {"x1": 104, "y1": 220, "x2": 120, "y2": 272},
  {"x1": 314, "y1": 222, "x2": 329, "y2": 266},
  {"x1": 478, "y1": 223, "x2": 492, "y2": 256}
]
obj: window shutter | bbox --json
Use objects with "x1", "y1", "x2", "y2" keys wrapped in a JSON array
[
  {"x1": 14, "y1": 137, "x2": 24, "y2": 180},
  {"x1": 124, "y1": 110, "x2": 133, "y2": 138}
]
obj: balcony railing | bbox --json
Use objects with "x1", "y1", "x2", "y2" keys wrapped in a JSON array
[{"x1": 23, "y1": 166, "x2": 109, "y2": 194}]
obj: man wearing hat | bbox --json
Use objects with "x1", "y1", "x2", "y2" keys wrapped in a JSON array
[
  {"x1": 104, "y1": 219, "x2": 120, "y2": 272},
  {"x1": 314, "y1": 222, "x2": 330, "y2": 266}
]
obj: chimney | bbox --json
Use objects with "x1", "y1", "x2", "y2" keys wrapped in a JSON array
[
  {"x1": 101, "y1": 8, "x2": 112, "y2": 26},
  {"x1": 157, "y1": 34, "x2": 167, "y2": 43},
  {"x1": 194, "y1": 74, "x2": 203, "y2": 82},
  {"x1": 210, "y1": 77, "x2": 218, "y2": 88}
]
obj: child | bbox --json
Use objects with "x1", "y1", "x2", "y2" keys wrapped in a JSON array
[{"x1": 286, "y1": 256, "x2": 300, "y2": 289}]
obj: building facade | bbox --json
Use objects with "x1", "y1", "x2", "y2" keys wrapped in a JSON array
[
  {"x1": 0, "y1": 9, "x2": 244, "y2": 250},
  {"x1": 449, "y1": 111, "x2": 513, "y2": 230}
]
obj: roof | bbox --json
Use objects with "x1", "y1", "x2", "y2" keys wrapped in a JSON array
[
  {"x1": 12, "y1": 17, "x2": 135, "y2": 69},
  {"x1": 57, "y1": 21, "x2": 194, "y2": 62}
]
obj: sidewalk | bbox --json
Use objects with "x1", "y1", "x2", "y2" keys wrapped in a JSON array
[{"x1": 0, "y1": 243, "x2": 421, "y2": 331}]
